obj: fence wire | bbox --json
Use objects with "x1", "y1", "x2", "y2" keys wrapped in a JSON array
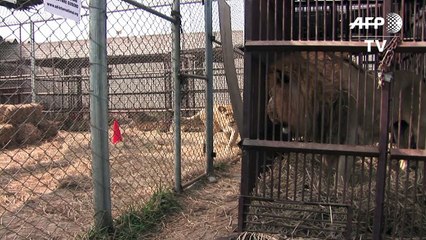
[
  {"x1": 0, "y1": 2, "x2": 93, "y2": 239},
  {"x1": 0, "y1": 0, "x2": 243, "y2": 238}
]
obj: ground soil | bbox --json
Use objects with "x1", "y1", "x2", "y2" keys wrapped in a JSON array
[
  {"x1": 142, "y1": 159, "x2": 242, "y2": 240},
  {"x1": 0, "y1": 124, "x2": 240, "y2": 239}
]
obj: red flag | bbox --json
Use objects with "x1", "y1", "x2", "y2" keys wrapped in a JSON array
[{"x1": 111, "y1": 120, "x2": 123, "y2": 144}]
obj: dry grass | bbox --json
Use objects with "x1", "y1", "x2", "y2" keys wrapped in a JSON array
[{"x1": 0, "y1": 122, "x2": 240, "y2": 239}]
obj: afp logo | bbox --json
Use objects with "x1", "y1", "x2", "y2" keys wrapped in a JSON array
[{"x1": 350, "y1": 13, "x2": 403, "y2": 52}]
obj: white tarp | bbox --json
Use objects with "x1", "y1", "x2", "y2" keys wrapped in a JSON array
[{"x1": 44, "y1": 0, "x2": 81, "y2": 23}]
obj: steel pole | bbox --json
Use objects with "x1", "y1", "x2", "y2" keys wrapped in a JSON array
[
  {"x1": 89, "y1": 0, "x2": 113, "y2": 230},
  {"x1": 30, "y1": 21, "x2": 36, "y2": 103},
  {"x1": 205, "y1": 0, "x2": 214, "y2": 175},
  {"x1": 172, "y1": 0, "x2": 182, "y2": 193}
]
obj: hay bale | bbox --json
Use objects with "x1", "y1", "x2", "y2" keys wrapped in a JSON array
[
  {"x1": 0, "y1": 124, "x2": 15, "y2": 147},
  {"x1": 15, "y1": 123, "x2": 42, "y2": 145},
  {"x1": 0, "y1": 104, "x2": 43, "y2": 125},
  {"x1": 37, "y1": 119, "x2": 59, "y2": 139}
]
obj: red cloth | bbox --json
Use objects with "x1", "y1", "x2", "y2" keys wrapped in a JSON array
[{"x1": 111, "y1": 120, "x2": 123, "y2": 144}]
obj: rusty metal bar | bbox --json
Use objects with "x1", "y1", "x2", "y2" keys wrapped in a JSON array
[
  {"x1": 181, "y1": 173, "x2": 206, "y2": 189},
  {"x1": 241, "y1": 195, "x2": 352, "y2": 208},
  {"x1": 245, "y1": 41, "x2": 426, "y2": 52},
  {"x1": 242, "y1": 139, "x2": 380, "y2": 156},
  {"x1": 372, "y1": 78, "x2": 391, "y2": 239},
  {"x1": 245, "y1": 221, "x2": 346, "y2": 233},
  {"x1": 121, "y1": 0, "x2": 177, "y2": 23},
  {"x1": 390, "y1": 149, "x2": 426, "y2": 160}
]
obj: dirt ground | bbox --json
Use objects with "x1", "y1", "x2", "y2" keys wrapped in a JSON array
[
  {"x1": 142, "y1": 159, "x2": 242, "y2": 240},
  {"x1": 0, "y1": 121, "x2": 240, "y2": 239}
]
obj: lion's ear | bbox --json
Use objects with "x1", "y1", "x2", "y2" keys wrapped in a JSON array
[{"x1": 218, "y1": 106, "x2": 227, "y2": 113}]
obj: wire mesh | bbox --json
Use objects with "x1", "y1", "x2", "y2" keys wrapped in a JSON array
[
  {"x1": 0, "y1": 3, "x2": 93, "y2": 239},
  {"x1": 105, "y1": 0, "x2": 177, "y2": 220},
  {"x1": 0, "y1": 0, "x2": 244, "y2": 238}
]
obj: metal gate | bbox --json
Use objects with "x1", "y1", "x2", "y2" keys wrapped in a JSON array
[{"x1": 239, "y1": 1, "x2": 426, "y2": 239}]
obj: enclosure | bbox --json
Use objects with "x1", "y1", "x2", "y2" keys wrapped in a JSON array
[
  {"x1": 240, "y1": 0, "x2": 426, "y2": 239},
  {"x1": 0, "y1": 0, "x2": 244, "y2": 238}
]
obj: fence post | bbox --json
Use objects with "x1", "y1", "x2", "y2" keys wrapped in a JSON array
[
  {"x1": 89, "y1": 0, "x2": 113, "y2": 231},
  {"x1": 172, "y1": 0, "x2": 182, "y2": 193},
  {"x1": 30, "y1": 21, "x2": 36, "y2": 103},
  {"x1": 204, "y1": 0, "x2": 214, "y2": 175}
]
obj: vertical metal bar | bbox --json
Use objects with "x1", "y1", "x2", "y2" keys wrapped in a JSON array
[
  {"x1": 312, "y1": 52, "x2": 318, "y2": 141},
  {"x1": 332, "y1": 0, "x2": 336, "y2": 41},
  {"x1": 293, "y1": 153, "x2": 298, "y2": 200},
  {"x1": 323, "y1": 0, "x2": 326, "y2": 41},
  {"x1": 422, "y1": 8, "x2": 425, "y2": 41},
  {"x1": 266, "y1": 0, "x2": 270, "y2": 40},
  {"x1": 298, "y1": 0, "x2": 302, "y2": 40},
  {"x1": 19, "y1": 23, "x2": 22, "y2": 62},
  {"x1": 264, "y1": 55, "x2": 269, "y2": 141},
  {"x1": 30, "y1": 21, "x2": 36, "y2": 103},
  {"x1": 401, "y1": 0, "x2": 405, "y2": 40},
  {"x1": 238, "y1": 0, "x2": 255, "y2": 230},
  {"x1": 302, "y1": 52, "x2": 308, "y2": 140},
  {"x1": 413, "y1": 0, "x2": 417, "y2": 40},
  {"x1": 277, "y1": 156, "x2": 283, "y2": 199},
  {"x1": 291, "y1": 0, "x2": 294, "y2": 40},
  {"x1": 89, "y1": 0, "x2": 113, "y2": 230},
  {"x1": 372, "y1": 81, "x2": 391, "y2": 240},
  {"x1": 301, "y1": 153, "x2": 307, "y2": 201},
  {"x1": 310, "y1": 153, "x2": 314, "y2": 201},
  {"x1": 205, "y1": 0, "x2": 214, "y2": 176},
  {"x1": 315, "y1": 0, "x2": 318, "y2": 40},
  {"x1": 307, "y1": 0, "x2": 310, "y2": 40},
  {"x1": 372, "y1": 2, "x2": 392, "y2": 238},
  {"x1": 349, "y1": 0, "x2": 353, "y2": 40},
  {"x1": 275, "y1": 0, "x2": 278, "y2": 40},
  {"x1": 340, "y1": 1, "x2": 344, "y2": 41},
  {"x1": 172, "y1": 0, "x2": 182, "y2": 193},
  {"x1": 256, "y1": 54, "x2": 263, "y2": 140},
  {"x1": 285, "y1": 152, "x2": 290, "y2": 199}
]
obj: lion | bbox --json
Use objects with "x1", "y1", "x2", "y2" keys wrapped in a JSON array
[
  {"x1": 170, "y1": 104, "x2": 239, "y2": 151},
  {"x1": 266, "y1": 52, "x2": 426, "y2": 183}
]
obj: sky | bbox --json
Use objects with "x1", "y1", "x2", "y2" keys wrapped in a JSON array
[{"x1": 0, "y1": 0, "x2": 244, "y2": 43}]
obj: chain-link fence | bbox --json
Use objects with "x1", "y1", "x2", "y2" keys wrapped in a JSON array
[
  {"x1": 0, "y1": 0, "x2": 243, "y2": 238},
  {"x1": 0, "y1": 3, "x2": 94, "y2": 239}
]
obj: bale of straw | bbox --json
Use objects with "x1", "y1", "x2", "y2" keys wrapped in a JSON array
[
  {"x1": 0, "y1": 124, "x2": 15, "y2": 147},
  {"x1": 37, "y1": 119, "x2": 59, "y2": 139},
  {"x1": 0, "y1": 104, "x2": 43, "y2": 125},
  {"x1": 15, "y1": 123, "x2": 42, "y2": 145}
]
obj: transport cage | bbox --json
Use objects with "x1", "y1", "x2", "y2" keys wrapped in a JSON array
[{"x1": 240, "y1": 0, "x2": 426, "y2": 239}]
